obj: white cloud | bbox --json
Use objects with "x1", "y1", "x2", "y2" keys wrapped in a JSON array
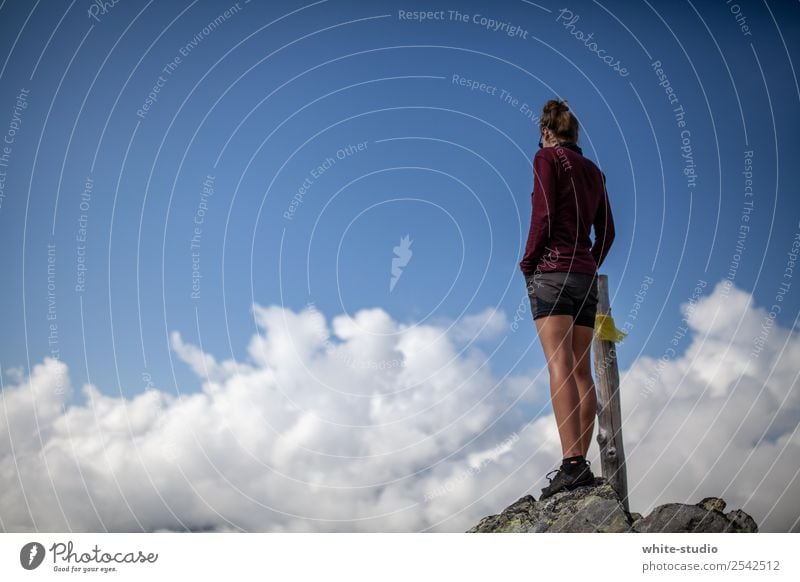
[
  {"x1": 0, "y1": 280, "x2": 798, "y2": 532},
  {"x1": 620, "y1": 281, "x2": 800, "y2": 531},
  {"x1": 448, "y1": 306, "x2": 509, "y2": 344}
]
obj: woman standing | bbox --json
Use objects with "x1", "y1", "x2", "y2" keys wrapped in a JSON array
[{"x1": 520, "y1": 99, "x2": 616, "y2": 499}]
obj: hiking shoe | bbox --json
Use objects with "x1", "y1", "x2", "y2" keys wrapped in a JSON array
[{"x1": 539, "y1": 460, "x2": 595, "y2": 500}]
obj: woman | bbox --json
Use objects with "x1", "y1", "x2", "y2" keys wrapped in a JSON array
[{"x1": 519, "y1": 99, "x2": 616, "y2": 499}]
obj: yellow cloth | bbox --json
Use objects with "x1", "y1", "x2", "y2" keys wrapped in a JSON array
[{"x1": 595, "y1": 313, "x2": 627, "y2": 343}]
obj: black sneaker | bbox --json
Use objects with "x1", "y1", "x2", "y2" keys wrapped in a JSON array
[{"x1": 539, "y1": 460, "x2": 595, "y2": 500}]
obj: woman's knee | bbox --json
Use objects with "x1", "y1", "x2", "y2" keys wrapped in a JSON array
[
  {"x1": 572, "y1": 368, "x2": 595, "y2": 388},
  {"x1": 547, "y1": 359, "x2": 574, "y2": 380}
]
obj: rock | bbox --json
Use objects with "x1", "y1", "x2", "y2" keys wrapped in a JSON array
[
  {"x1": 632, "y1": 498, "x2": 758, "y2": 533},
  {"x1": 725, "y1": 509, "x2": 759, "y2": 533},
  {"x1": 468, "y1": 479, "x2": 631, "y2": 533},
  {"x1": 468, "y1": 480, "x2": 758, "y2": 533},
  {"x1": 632, "y1": 503, "x2": 730, "y2": 532},
  {"x1": 699, "y1": 496, "x2": 726, "y2": 513},
  {"x1": 468, "y1": 495, "x2": 538, "y2": 533}
]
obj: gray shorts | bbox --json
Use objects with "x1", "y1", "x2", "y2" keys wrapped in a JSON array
[{"x1": 525, "y1": 271, "x2": 599, "y2": 328}]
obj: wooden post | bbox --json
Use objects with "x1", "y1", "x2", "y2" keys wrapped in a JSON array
[{"x1": 592, "y1": 274, "x2": 629, "y2": 513}]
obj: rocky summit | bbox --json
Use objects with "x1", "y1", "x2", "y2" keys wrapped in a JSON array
[{"x1": 467, "y1": 478, "x2": 758, "y2": 533}]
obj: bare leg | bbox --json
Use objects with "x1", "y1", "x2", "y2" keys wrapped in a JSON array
[
  {"x1": 571, "y1": 324, "x2": 597, "y2": 457},
  {"x1": 534, "y1": 314, "x2": 582, "y2": 458}
]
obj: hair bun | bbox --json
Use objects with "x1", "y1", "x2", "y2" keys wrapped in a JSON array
[
  {"x1": 544, "y1": 99, "x2": 569, "y2": 115},
  {"x1": 539, "y1": 99, "x2": 578, "y2": 142}
]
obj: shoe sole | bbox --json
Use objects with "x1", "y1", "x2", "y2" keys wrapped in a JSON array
[{"x1": 540, "y1": 475, "x2": 596, "y2": 499}]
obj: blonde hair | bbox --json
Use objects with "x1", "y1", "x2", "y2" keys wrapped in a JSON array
[{"x1": 539, "y1": 99, "x2": 579, "y2": 143}]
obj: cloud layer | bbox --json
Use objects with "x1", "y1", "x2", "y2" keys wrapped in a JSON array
[{"x1": 1, "y1": 280, "x2": 798, "y2": 531}]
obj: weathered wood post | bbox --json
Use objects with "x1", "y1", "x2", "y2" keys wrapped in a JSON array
[{"x1": 592, "y1": 274, "x2": 629, "y2": 513}]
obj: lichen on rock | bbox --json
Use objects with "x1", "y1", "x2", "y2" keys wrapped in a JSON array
[{"x1": 467, "y1": 479, "x2": 758, "y2": 533}]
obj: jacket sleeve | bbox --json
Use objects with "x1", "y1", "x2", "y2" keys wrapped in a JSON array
[
  {"x1": 590, "y1": 171, "x2": 616, "y2": 269},
  {"x1": 520, "y1": 151, "x2": 558, "y2": 275}
]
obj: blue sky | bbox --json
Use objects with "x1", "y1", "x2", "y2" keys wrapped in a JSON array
[
  {"x1": 1, "y1": 1, "x2": 799, "y2": 532},
  {"x1": 2, "y1": 0, "x2": 797, "y2": 397}
]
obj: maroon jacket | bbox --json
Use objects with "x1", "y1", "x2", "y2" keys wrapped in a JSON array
[{"x1": 519, "y1": 143, "x2": 615, "y2": 276}]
